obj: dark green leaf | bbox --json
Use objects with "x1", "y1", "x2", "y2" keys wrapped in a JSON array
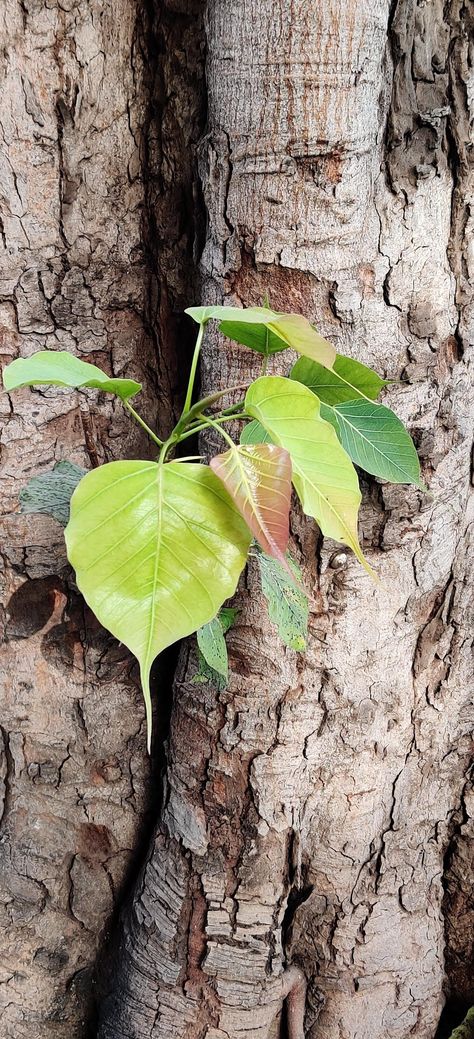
[
  {"x1": 20, "y1": 460, "x2": 87, "y2": 526},
  {"x1": 240, "y1": 420, "x2": 274, "y2": 445},
  {"x1": 291, "y1": 354, "x2": 387, "y2": 405},
  {"x1": 448, "y1": 1008, "x2": 474, "y2": 1039},
  {"x1": 320, "y1": 400, "x2": 423, "y2": 486}
]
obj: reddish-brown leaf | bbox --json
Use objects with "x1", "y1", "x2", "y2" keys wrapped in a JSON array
[{"x1": 210, "y1": 443, "x2": 292, "y2": 566}]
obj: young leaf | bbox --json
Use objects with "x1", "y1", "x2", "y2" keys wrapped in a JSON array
[
  {"x1": 185, "y1": 305, "x2": 336, "y2": 368},
  {"x1": 20, "y1": 460, "x2": 87, "y2": 526},
  {"x1": 3, "y1": 351, "x2": 141, "y2": 401},
  {"x1": 245, "y1": 376, "x2": 374, "y2": 577},
  {"x1": 210, "y1": 443, "x2": 292, "y2": 566},
  {"x1": 291, "y1": 354, "x2": 387, "y2": 405},
  {"x1": 240, "y1": 420, "x2": 273, "y2": 445},
  {"x1": 320, "y1": 400, "x2": 423, "y2": 486},
  {"x1": 65, "y1": 460, "x2": 252, "y2": 749},
  {"x1": 197, "y1": 616, "x2": 228, "y2": 678},
  {"x1": 258, "y1": 551, "x2": 308, "y2": 651}
]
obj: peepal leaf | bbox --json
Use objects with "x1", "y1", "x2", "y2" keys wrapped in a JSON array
[
  {"x1": 321, "y1": 399, "x2": 423, "y2": 486},
  {"x1": 258, "y1": 551, "x2": 308, "y2": 651},
  {"x1": 291, "y1": 354, "x2": 387, "y2": 405},
  {"x1": 197, "y1": 616, "x2": 228, "y2": 678},
  {"x1": 20, "y1": 460, "x2": 87, "y2": 526},
  {"x1": 211, "y1": 443, "x2": 292, "y2": 566},
  {"x1": 3, "y1": 351, "x2": 141, "y2": 401},
  {"x1": 65, "y1": 460, "x2": 251, "y2": 748},
  {"x1": 240, "y1": 420, "x2": 273, "y2": 446},
  {"x1": 194, "y1": 607, "x2": 239, "y2": 688},
  {"x1": 246, "y1": 377, "x2": 374, "y2": 576},
  {"x1": 185, "y1": 305, "x2": 336, "y2": 368}
]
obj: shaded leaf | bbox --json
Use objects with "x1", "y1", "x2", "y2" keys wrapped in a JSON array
[
  {"x1": 65, "y1": 460, "x2": 251, "y2": 748},
  {"x1": 245, "y1": 377, "x2": 374, "y2": 576},
  {"x1": 185, "y1": 305, "x2": 336, "y2": 368},
  {"x1": 197, "y1": 616, "x2": 228, "y2": 678},
  {"x1": 193, "y1": 607, "x2": 239, "y2": 688},
  {"x1": 258, "y1": 551, "x2": 308, "y2": 651},
  {"x1": 240, "y1": 420, "x2": 273, "y2": 445},
  {"x1": 448, "y1": 1008, "x2": 474, "y2": 1039},
  {"x1": 291, "y1": 354, "x2": 387, "y2": 405},
  {"x1": 320, "y1": 399, "x2": 423, "y2": 486},
  {"x1": 211, "y1": 443, "x2": 292, "y2": 565},
  {"x1": 20, "y1": 460, "x2": 87, "y2": 526},
  {"x1": 3, "y1": 351, "x2": 141, "y2": 401}
]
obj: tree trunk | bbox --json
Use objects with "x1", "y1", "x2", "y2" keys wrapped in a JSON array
[
  {"x1": 2, "y1": 2, "x2": 473, "y2": 1039},
  {"x1": 98, "y1": 2, "x2": 473, "y2": 1038},
  {"x1": 0, "y1": 1, "x2": 203, "y2": 1035}
]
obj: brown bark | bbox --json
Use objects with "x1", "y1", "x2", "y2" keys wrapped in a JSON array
[
  {"x1": 99, "y1": 2, "x2": 474, "y2": 1038},
  {"x1": 0, "y1": 1, "x2": 203, "y2": 1035}
]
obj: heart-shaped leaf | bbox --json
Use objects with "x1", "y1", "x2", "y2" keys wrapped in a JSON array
[
  {"x1": 3, "y1": 351, "x2": 141, "y2": 401},
  {"x1": 65, "y1": 460, "x2": 251, "y2": 747},
  {"x1": 291, "y1": 354, "x2": 387, "y2": 404},
  {"x1": 210, "y1": 443, "x2": 292, "y2": 566},
  {"x1": 320, "y1": 400, "x2": 423, "y2": 486},
  {"x1": 185, "y1": 305, "x2": 336, "y2": 368},
  {"x1": 245, "y1": 377, "x2": 374, "y2": 576}
]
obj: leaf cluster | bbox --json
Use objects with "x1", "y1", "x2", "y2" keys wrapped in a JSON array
[{"x1": 3, "y1": 304, "x2": 424, "y2": 748}]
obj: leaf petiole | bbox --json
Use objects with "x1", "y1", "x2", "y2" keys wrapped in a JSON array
[{"x1": 123, "y1": 399, "x2": 163, "y2": 448}]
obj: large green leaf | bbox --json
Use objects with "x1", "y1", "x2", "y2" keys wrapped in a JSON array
[
  {"x1": 245, "y1": 377, "x2": 374, "y2": 576},
  {"x1": 185, "y1": 305, "x2": 336, "y2": 368},
  {"x1": 210, "y1": 443, "x2": 292, "y2": 566},
  {"x1": 258, "y1": 551, "x2": 308, "y2": 651},
  {"x1": 3, "y1": 351, "x2": 141, "y2": 401},
  {"x1": 291, "y1": 354, "x2": 387, "y2": 405},
  {"x1": 320, "y1": 400, "x2": 423, "y2": 486},
  {"x1": 20, "y1": 460, "x2": 87, "y2": 526},
  {"x1": 65, "y1": 460, "x2": 251, "y2": 747}
]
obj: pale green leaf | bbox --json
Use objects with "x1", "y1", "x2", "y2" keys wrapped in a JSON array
[
  {"x1": 258, "y1": 551, "x2": 308, "y2": 651},
  {"x1": 3, "y1": 351, "x2": 141, "y2": 401},
  {"x1": 320, "y1": 399, "x2": 423, "y2": 486},
  {"x1": 291, "y1": 354, "x2": 387, "y2": 404},
  {"x1": 197, "y1": 616, "x2": 228, "y2": 678},
  {"x1": 65, "y1": 460, "x2": 251, "y2": 748},
  {"x1": 240, "y1": 420, "x2": 273, "y2": 445},
  {"x1": 245, "y1": 377, "x2": 374, "y2": 577},
  {"x1": 20, "y1": 460, "x2": 87, "y2": 526},
  {"x1": 185, "y1": 305, "x2": 336, "y2": 367}
]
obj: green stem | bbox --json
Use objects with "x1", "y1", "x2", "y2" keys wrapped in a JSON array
[
  {"x1": 183, "y1": 322, "x2": 205, "y2": 415},
  {"x1": 123, "y1": 400, "x2": 163, "y2": 447},
  {"x1": 199, "y1": 413, "x2": 236, "y2": 450},
  {"x1": 178, "y1": 413, "x2": 249, "y2": 442}
]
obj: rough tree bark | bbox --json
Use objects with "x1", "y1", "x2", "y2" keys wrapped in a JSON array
[
  {"x1": 98, "y1": 2, "x2": 474, "y2": 1038},
  {"x1": 0, "y1": 1, "x2": 203, "y2": 1036}
]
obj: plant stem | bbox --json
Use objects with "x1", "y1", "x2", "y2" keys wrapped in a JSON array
[
  {"x1": 123, "y1": 400, "x2": 163, "y2": 447},
  {"x1": 199, "y1": 413, "x2": 236, "y2": 450},
  {"x1": 177, "y1": 413, "x2": 249, "y2": 443},
  {"x1": 183, "y1": 322, "x2": 205, "y2": 415}
]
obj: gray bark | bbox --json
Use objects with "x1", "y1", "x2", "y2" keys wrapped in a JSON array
[
  {"x1": 0, "y1": 0, "x2": 203, "y2": 1035},
  {"x1": 99, "y1": 2, "x2": 474, "y2": 1038}
]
